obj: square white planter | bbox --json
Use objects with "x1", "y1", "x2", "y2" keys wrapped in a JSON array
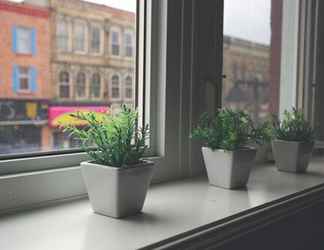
[
  {"x1": 202, "y1": 147, "x2": 256, "y2": 189},
  {"x1": 81, "y1": 160, "x2": 154, "y2": 218},
  {"x1": 272, "y1": 140, "x2": 314, "y2": 173}
]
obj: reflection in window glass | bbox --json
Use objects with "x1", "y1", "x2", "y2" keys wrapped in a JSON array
[{"x1": 223, "y1": 0, "x2": 279, "y2": 123}]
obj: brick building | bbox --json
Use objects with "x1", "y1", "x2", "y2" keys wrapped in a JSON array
[
  {"x1": 0, "y1": 0, "x2": 51, "y2": 154},
  {"x1": 222, "y1": 36, "x2": 270, "y2": 122},
  {"x1": 47, "y1": 0, "x2": 135, "y2": 149}
]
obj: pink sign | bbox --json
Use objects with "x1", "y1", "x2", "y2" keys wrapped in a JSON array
[{"x1": 48, "y1": 106, "x2": 109, "y2": 127}]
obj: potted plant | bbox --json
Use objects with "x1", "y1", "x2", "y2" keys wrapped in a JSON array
[
  {"x1": 63, "y1": 105, "x2": 154, "y2": 218},
  {"x1": 191, "y1": 109, "x2": 269, "y2": 189},
  {"x1": 272, "y1": 108, "x2": 315, "y2": 173}
]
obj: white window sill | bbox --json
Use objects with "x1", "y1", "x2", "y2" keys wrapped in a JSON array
[{"x1": 1, "y1": 160, "x2": 324, "y2": 250}]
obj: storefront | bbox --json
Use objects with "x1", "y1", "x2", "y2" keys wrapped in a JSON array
[
  {"x1": 48, "y1": 105, "x2": 109, "y2": 150},
  {"x1": 0, "y1": 100, "x2": 48, "y2": 155}
]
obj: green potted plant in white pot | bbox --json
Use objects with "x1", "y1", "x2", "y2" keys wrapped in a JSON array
[
  {"x1": 63, "y1": 105, "x2": 154, "y2": 218},
  {"x1": 272, "y1": 108, "x2": 315, "y2": 173},
  {"x1": 191, "y1": 109, "x2": 270, "y2": 189}
]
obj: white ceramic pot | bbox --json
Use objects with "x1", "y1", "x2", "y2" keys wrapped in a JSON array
[
  {"x1": 81, "y1": 160, "x2": 154, "y2": 218},
  {"x1": 272, "y1": 140, "x2": 314, "y2": 173},
  {"x1": 202, "y1": 147, "x2": 256, "y2": 189}
]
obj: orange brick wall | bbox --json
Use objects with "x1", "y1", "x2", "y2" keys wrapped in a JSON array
[{"x1": 0, "y1": 1, "x2": 51, "y2": 100}]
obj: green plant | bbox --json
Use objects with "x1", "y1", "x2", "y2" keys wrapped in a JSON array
[
  {"x1": 273, "y1": 108, "x2": 314, "y2": 142},
  {"x1": 62, "y1": 105, "x2": 149, "y2": 167},
  {"x1": 191, "y1": 109, "x2": 269, "y2": 151}
]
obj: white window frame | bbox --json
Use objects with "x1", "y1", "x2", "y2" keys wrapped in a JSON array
[{"x1": 0, "y1": 0, "x2": 308, "y2": 215}]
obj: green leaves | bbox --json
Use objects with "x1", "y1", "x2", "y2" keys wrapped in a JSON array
[
  {"x1": 191, "y1": 109, "x2": 269, "y2": 151},
  {"x1": 273, "y1": 108, "x2": 314, "y2": 142},
  {"x1": 62, "y1": 105, "x2": 149, "y2": 167}
]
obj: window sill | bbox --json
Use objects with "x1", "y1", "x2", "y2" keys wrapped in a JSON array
[{"x1": 1, "y1": 159, "x2": 324, "y2": 250}]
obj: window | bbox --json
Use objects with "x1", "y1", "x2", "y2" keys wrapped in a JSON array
[
  {"x1": 57, "y1": 20, "x2": 69, "y2": 51},
  {"x1": 73, "y1": 21, "x2": 86, "y2": 52},
  {"x1": 90, "y1": 73, "x2": 101, "y2": 98},
  {"x1": 75, "y1": 72, "x2": 86, "y2": 98},
  {"x1": 124, "y1": 32, "x2": 133, "y2": 57},
  {"x1": 18, "y1": 66, "x2": 30, "y2": 90},
  {"x1": 222, "y1": 0, "x2": 279, "y2": 123},
  {"x1": 111, "y1": 74, "x2": 120, "y2": 99},
  {"x1": 59, "y1": 71, "x2": 70, "y2": 98},
  {"x1": 111, "y1": 29, "x2": 120, "y2": 56},
  {"x1": 90, "y1": 25, "x2": 101, "y2": 53},
  {"x1": 16, "y1": 27, "x2": 33, "y2": 54},
  {"x1": 124, "y1": 75, "x2": 133, "y2": 99}
]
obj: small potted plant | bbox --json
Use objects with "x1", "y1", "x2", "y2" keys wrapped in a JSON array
[
  {"x1": 272, "y1": 108, "x2": 315, "y2": 173},
  {"x1": 63, "y1": 105, "x2": 154, "y2": 218},
  {"x1": 191, "y1": 109, "x2": 269, "y2": 189}
]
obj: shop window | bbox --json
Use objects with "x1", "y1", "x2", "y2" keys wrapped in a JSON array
[
  {"x1": 111, "y1": 74, "x2": 120, "y2": 99},
  {"x1": 59, "y1": 71, "x2": 70, "y2": 98},
  {"x1": 75, "y1": 72, "x2": 86, "y2": 98},
  {"x1": 90, "y1": 73, "x2": 101, "y2": 98}
]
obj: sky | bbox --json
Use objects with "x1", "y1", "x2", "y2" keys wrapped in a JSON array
[
  {"x1": 89, "y1": 0, "x2": 271, "y2": 45},
  {"x1": 12, "y1": 0, "x2": 271, "y2": 45}
]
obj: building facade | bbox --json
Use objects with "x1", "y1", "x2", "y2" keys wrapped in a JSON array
[
  {"x1": 0, "y1": 0, "x2": 51, "y2": 154},
  {"x1": 48, "y1": 0, "x2": 136, "y2": 149},
  {"x1": 222, "y1": 36, "x2": 270, "y2": 122}
]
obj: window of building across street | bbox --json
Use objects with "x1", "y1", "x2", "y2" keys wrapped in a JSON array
[
  {"x1": 16, "y1": 27, "x2": 32, "y2": 54},
  {"x1": 57, "y1": 20, "x2": 69, "y2": 51},
  {"x1": 111, "y1": 30, "x2": 120, "y2": 56},
  {"x1": 90, "y1": 26, "x2": 101, "y2": 53}
]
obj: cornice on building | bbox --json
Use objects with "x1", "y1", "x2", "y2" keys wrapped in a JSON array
[{"x1": 0, "y1": 0, "x2": 49, "y2": 18}]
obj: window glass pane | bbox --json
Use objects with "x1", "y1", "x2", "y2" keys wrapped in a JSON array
[
  {"x1": 0, "y1": 0, "x2": 136, "y2": 156},
  {"x1": 57, "y1": 20, "x2": 69, "y2": 51},
  {"x1": 90, "y1": 26, "x2": 101, "y2": 53},
  {"x1": 223, "y1": 0, "x2": 280, "y2": 123},
  {"x1": 73, "y1": 22, "x2": 85, "y2": 51},
  {"x1": 17, "y1": 27, "x2": 32, "y2": 54},
  {"x1": 111, "y1": 30, "x2": 120, "y2": 56}
]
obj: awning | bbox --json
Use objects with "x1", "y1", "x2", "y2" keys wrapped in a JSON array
[{"x1": 48, "y1": 106, "x2": 109, "y2": 127}]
